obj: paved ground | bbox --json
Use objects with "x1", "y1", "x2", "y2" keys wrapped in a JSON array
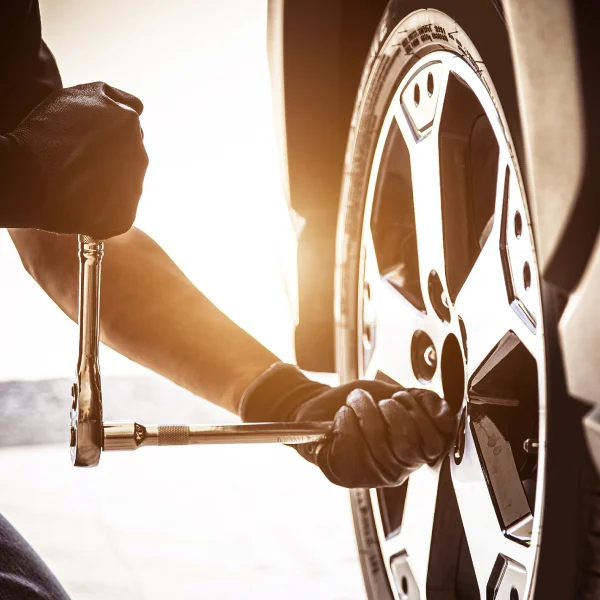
[{"x1": 0, "y1": 377, "x2": 366, "y2": 600}]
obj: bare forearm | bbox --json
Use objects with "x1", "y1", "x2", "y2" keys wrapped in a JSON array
[{"x1": 8, "y1": 227, "x2": 279, "y2": 413}]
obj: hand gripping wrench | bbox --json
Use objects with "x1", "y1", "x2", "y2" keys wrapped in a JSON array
[{"x1": 70, "y1": 236, "x2": 332, "y2": 467}]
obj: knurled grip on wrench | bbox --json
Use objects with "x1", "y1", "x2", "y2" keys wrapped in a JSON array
[{"x1": 69, "y1": 235, "x2": 332, "y2": 467}]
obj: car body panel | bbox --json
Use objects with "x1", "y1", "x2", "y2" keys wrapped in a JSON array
[{"x1": 505, "y1": 0, "x2": 600, "y2": 417}]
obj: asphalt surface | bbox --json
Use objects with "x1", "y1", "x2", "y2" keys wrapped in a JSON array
[{"x1": 0, "y1": 375, "x2": 365, "y2": 599}]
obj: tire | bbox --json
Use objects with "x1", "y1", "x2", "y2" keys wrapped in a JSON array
[{"x1": 335, "y1": 2, "x2": 600, "y2": 599}]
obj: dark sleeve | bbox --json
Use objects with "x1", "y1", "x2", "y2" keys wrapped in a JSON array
[
  {"x1": 0, "y1": 1, "x2": 61, "y2": 227},
  {"x1": 0, "y1": 0, "x2": 63, "y2": 133}
]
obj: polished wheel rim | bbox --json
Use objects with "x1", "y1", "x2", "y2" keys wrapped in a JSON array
[{"x1": 355, "y1": 49, "x2": 546, "y2": 599}]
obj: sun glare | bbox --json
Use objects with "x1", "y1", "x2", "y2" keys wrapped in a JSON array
[{"x1": 0, "y1": 0, "x2": 297, "y2": 381}]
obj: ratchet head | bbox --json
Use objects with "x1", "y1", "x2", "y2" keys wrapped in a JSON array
[
  {"x1": 70, "y1": 376, "x2": 103, "y2": 466},
  {"x1": 70, "y1": 236, "x2": 104, "y2": 467}
]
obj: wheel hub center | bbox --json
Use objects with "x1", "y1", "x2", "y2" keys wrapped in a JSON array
[{"x1": 441, "y1": 333, "x2": 465, "y2": 414}]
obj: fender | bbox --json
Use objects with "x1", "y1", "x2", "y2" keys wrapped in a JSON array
[{"x1": 267, "y1": 0, "x2": 387, "y2": 371}]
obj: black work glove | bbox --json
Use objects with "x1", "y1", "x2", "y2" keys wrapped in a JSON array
[
  {"x1": 240, "y1": 363, "x2": 457, "y2": 488},
  {"x1": 0, "y1": 82, "x2": 148, "y2": 238}
]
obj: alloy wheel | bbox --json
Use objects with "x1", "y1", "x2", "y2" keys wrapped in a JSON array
[{"x1": 347, "y1": 49, "x2": 546, "y2": 600}]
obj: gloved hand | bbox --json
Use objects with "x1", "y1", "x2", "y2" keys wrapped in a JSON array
[
  {"x1": 240, "y1": 363, "x2": 457, "y2": 488},
  {"x1": 0, "y1": 82, "x2": 148, "y2": 238}
]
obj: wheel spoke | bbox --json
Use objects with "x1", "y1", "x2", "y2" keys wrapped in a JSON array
[
  {"x1": 499, "y1": 166, "x2": 540, "y2": 331},
  {"x1": 372, "y1": 465, "x2": 442, "y2": 596},
  {"x1": 393, "y1": 67, "x2": 451, "y2": 307},
  {"x1": 361, "y1": 231, "x2": 381, "y2": 375},
  {"x1": 451, "y1": 425, "x2": 532, "y2": 595},
  {"x1": 362, "y1": 232, "x2": 432, "y2": 390},
  {"x1": 451, "y1": 176, "x2": 540, "y2": 592},
  {"x1": 406, "y1": 133, "x2": 447, "y2": 299},
  {"x1": 365, "y1": 279, "x2": 430, "y2": 388},
  {"x1": 455, "y1": 227, "x2": 537, "y2": 379}
]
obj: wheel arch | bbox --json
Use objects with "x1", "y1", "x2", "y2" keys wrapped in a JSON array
[{"x1": 267, "y1": 0, "x2": 388, "y2": 372}]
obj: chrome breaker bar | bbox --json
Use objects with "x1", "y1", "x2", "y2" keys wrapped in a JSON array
[
  {"x1": 103, "y1": 421, "x2": 332, "y2": 450},
  {"x1": 69, "y1": 236, "x2": 332, "y2": 467}
]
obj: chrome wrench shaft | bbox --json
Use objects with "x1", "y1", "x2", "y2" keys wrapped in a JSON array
[
  {"x1": 70, "y1": 235, "x2": 104, "y2": 466},
  {"x1": 103, "y1": 421, "x2": 332, "y2": 450}
]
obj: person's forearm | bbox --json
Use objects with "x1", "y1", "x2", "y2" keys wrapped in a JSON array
[{"x1": 8, "y1": 227, "x2": 279, "y2": 414}]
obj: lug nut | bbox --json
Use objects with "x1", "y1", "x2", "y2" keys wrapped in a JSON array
[
  {"x1": 411, "y1": 331, "x2": 437, "y2": 383},
  {"x1": 424, "y1": 346, "x2": 437, "y2": 367}
]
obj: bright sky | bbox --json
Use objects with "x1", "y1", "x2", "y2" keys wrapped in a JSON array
[{"x1": 0, "y1": 0, "x2": 298, "y2": 381}]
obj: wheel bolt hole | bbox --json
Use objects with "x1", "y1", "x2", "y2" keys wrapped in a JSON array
[
  {"x1": 414, "y1": 83, "x2": 420, "y2": 107},
  {"x1": 427, "y1": 72, "x2": 434, "y2": 96},
  {"x1": 411, "y1": 331, "x2": 436, "y2": 383},
  {"x1": 401, "y1": 575, "x2": 409, "y2": 595},
  {"x1": 454, "y1": 408, "x2": 467, "y2": 464},
  {"x1": 510, "y1": 587, "x2": 519, "y2": 600},
  {"x1": 458, "y1": 316, "x2": 468, "y2": 362},
  {"x1": 523, "y1": 262, "x2": 531, "y2": 290},
  {"x1": 514, "y1": 211, "x2": 523, "y2": 239},
  {"x1": 428, "y1": 270, "x2": 451, "y2": 323}
]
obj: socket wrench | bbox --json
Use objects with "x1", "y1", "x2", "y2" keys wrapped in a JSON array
[{"x1": 70, "y1": 236, "x2": 332, "y2": 467}]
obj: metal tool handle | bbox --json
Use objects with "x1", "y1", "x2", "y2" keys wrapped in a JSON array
[
  {"x1": 103, "y1": 421, "x2": 332, "y2": 450},
  {"x1": 69, "y1": 237, "x2": 333, "y2": 467},
  {"x1": 70, "y1": 235, "x2": 105, "y2": 466}
]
